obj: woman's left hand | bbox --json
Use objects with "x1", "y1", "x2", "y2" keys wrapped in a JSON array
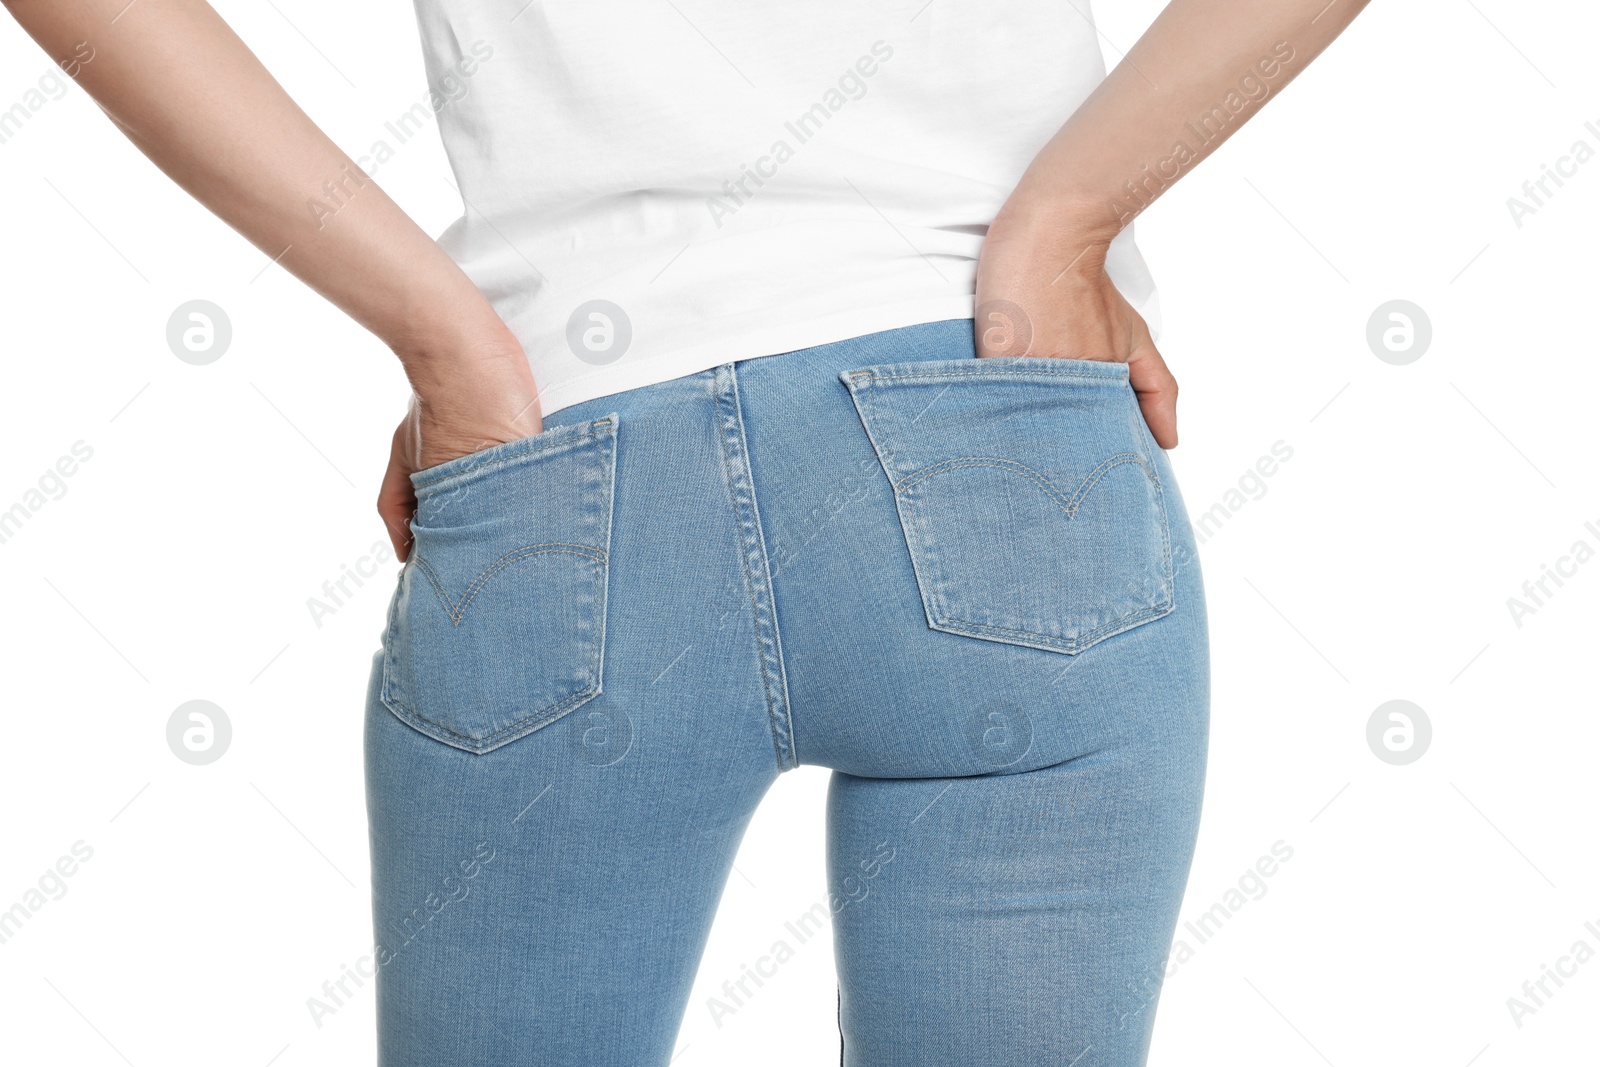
[{"x1": 974, "y1": 201, "x2": 1179, "y2": 448}]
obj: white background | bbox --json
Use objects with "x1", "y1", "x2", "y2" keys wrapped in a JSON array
[{"x1": 1, "y1": 1, "x2": 1595, "y2": 1064}]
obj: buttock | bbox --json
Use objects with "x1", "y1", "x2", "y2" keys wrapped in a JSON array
[
  {"x1": 361, "y1": 317, "x2": 1209, "y2": 1067},
  {"x1": 729, "y1": 320, "x2": 1209, "y2": 779}
]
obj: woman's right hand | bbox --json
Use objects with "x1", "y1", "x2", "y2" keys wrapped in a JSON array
[
  {"x1": 378, "y1": 347, "x2": 544, "y2": 562},
  {"x1": 0, "y1": 0, "x2": 552, "y2": 566}
]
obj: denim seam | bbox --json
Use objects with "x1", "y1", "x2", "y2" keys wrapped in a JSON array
[
  {"x1": 593, "y1": 416, "x2": 619, "y2": 740},
  {"x1": 895, "y1": 453, "x2": 1161, "y2": 505},
  {"x1": 413, "y1": 544, "x2": 607, "y2": 624},
  {"x1": 383, "y1": 671, "x2": 600, "y2": 748},
  {"x1": 841, "y1": 375, "x2": 943, "y2": 628},
  {"x1": 712, "y1": 364, "x2": 798, "y2": 772},
  {"x1": 846, "y1": 365, "x2": 1127, "y2": 384},
  {"x1": 931, "y1": 599, "x2": 1175, "y2": 653},
  {"x1": 411, "y1": 418, "x2": 614, "y2": 491},
  {"x1": 1124, "y1": 383, "x2": 1176, "y2": 613}
]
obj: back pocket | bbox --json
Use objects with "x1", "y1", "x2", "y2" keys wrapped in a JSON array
[
  {"x1": 380, "y1": 416, "x2": 618, "y2": 753},
  {"x1": 840, "y1": 358, "x2": 1172, "y2": 655}
]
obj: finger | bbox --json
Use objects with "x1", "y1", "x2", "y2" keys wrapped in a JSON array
[
  {"x1": 1127, "y1": 341, "x2": 1179, "y2": 449},
  {"x1": 378, "y1": 430, "x2": 416, "y2": 562},
  {"x1": 377, "y1": 476, "x2": 415, "y2": 563}
]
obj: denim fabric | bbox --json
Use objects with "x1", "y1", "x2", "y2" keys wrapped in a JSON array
[{"x1": 365, "y1": 317, "x2": 1210, "y2": 1066}]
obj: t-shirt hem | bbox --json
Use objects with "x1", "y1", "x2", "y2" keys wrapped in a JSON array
[{"x1": 533, "y1": 293, "x2": 980, "y2": 418}]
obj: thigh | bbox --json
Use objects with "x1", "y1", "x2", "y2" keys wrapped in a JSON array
[
  {"x1": 364, "y1": 672, "x2": 776, "y2": 1066},
  {"x1": 826, "y1": 731, "x2": 1204, "y2": 1067},
  {"x1": 742, "y1": 320, "x2": 1210, "y2": 1062},
  {"x1": 363, "y1": 376, "x2": 782, "y2": 1066}
]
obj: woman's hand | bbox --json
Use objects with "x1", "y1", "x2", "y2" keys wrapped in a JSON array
[
  {"x1": 0, "y1": 0, "x2": 556, "y2": 560},
  {"x1": 378, "y1": 344, "x2": 544, "y2": 562},
  {"x1": 974, "y1": 200, "x2": 1179, "y2": 448},
  {"x1": 969, "y1": 0, "x2": 1373, "y2": 451}
]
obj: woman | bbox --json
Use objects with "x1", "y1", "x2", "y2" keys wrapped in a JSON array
[{"x1": 4, "y1": 0, "x2": 1369, "y2": 1062}]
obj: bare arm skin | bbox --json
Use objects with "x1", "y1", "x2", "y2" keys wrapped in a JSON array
[
  {"x1": 977, "y1": 0, "x2": 1372, "y2": 446},
  {"x1": 4, "y1": 0, "x2": 1369, "y2": 559},
  {"x1": 1, "y1": 0, "x2": 540, "y2": 559}
]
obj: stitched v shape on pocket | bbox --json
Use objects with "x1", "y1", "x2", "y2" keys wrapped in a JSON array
[
  {"x1": 897, "y1": 453, "x2": 1159, "y2": 513},
  {"x1": 413, "y1": 543, "x2": 608, "y2": 625},
  {"x1": 379, "y1": 415, "x2": 618, "y2": 754},
  {"x1": 841, "y1": 359, "x2": 1175, "y2": 656}
]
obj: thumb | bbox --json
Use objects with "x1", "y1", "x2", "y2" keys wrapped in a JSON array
[
  {"x1": 1126, "y1": 337, "x2": 1179, "y2": 449},
  {"x1": 378, "y1": 424, "x2": 417, "y2": 562}
]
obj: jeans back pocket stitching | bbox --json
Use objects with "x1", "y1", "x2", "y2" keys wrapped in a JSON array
[
  {"x1": 381, "y1": 421, "x2": 618, "y2": 752},
  {"x1": 850, "y1": 376, "x2": 1175, "y2": 654},
  {"x1": 901, "y1": 468, "x2": 1173, "y2": 653},
  {"x1": 381, "y1": 563, "x2": 607, "y2": 747},
  {"x1": 938, "y1": 600, "x2": 1175, "y2": 651},
  {"x1": 896, "y1": 478, "x2": 1172, "y2": 651},
  {"x1": 1125, "y1": 388, "x2": 1177, "y2": 604},
  {"x1": 849, "y1": 364, "x2": 1128, "y2": 385},
  {"x1": 412, "y1": 543, "x2": 609, "y2": 624},
  {"x1": 894, "y1": 453, "x2": 1160, "y2": 509},
  {"x1": 410, "y1": 418, "x2": 614, "y2": 491}
]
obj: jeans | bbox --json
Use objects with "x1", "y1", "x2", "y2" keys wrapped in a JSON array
[{"x1": 363, "y1": 317, "x2": 1210, "y2": 1066}]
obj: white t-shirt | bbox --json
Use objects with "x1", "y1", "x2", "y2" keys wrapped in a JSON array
[{"x1": 409, "y1": 1, "x2": 1159, "y2": 416}]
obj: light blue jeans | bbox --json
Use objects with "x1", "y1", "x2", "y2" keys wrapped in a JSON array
[{"x1": 364, "y1": 318, "x2": 1209, "y2": 1065}]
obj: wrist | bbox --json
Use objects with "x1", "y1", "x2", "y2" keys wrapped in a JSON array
[
  {"x1": 991, "y1": 186, "x2": 1125, "y2": 273},
  {"x1": 392, "y1": 313, "x2": 533, "y2": 399}
]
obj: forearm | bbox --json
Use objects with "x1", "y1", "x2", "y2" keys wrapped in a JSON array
[
  {"x1": 1006, "y1": 0, "x2": 1371, "y2": 249},
  {"x1": 2, "y1": 0, "x2": 514, "y2": 391}
]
